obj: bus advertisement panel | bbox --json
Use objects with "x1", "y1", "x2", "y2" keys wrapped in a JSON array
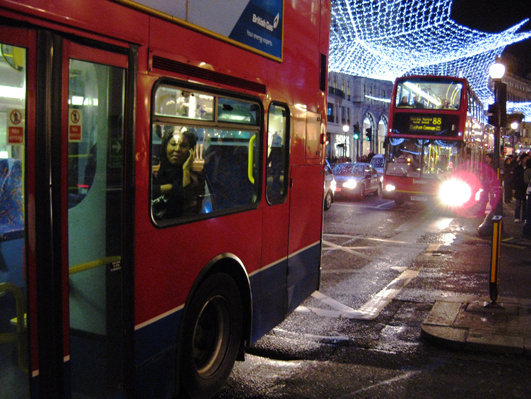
[{"x1": 122, "y1": 0, "x2": 284, "y2": 59}]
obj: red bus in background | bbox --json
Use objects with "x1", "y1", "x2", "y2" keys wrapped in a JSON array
[
  {"x1": 0, "y1": 1, "x2": 331, "y2": 398},
  {"x1": 382, "y1": 75, "x2": 491, "y2": 210}
]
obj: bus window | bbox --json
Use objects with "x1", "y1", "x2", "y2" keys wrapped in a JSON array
[
  {"x1": 68, "y1": 60, "x2": 105, "y2": 208},
  {"x1": 154, "y1": 86, "x2": 214, "y2": 121},
  {"x1": 151, "y1": 86, "x2": 261, "y2": 223},
  {"x1": 395, "y1": 79, "x2": 463, "y2": 110},
  {"x1": 218, "y1": 97, "x2": 260, "y2": 125},
  {"x1": 387, "y1": 138, "x2": 460, "y2": 177},
  {"x1": 266, "y1": 103, "x2": 289, "y2": 204}
]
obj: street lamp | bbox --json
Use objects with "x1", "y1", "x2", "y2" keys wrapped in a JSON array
[
  {"x1": 342, "y1": 124, "x2": 349, "y2": 158},
  {"x1": 489, "y1": 58, "x2": 506, "y2": 217},
  {"x1": 488, "y1": 59, "x2": 505, "y2": 81},
  {"x1": 479, "y1": 58, "x2": 507, "y2": 236}
]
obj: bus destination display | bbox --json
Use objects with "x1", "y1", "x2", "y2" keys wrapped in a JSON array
[{"x1": 409, "y1": 115, "x2": 443, "y2": 133}]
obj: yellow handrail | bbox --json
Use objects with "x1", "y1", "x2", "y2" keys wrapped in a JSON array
[
  {"x1": 0, "y1": 282, "x2": 27, "y2": 370},
  {"x1": 69, "y1": 256, "x2": 121, "y2": 275},
  {"x1": 247, "y1": 135, "x2": 256, "y2": 184}
]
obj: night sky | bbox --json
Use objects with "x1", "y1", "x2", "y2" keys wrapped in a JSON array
[{"x1": 451, "y1": 0, "x2": 531, "y2": 77}]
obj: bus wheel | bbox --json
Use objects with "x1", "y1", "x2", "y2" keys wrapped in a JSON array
[
  {"x1": 179, "y1": 273, "x2": 243, "y2": 399},
  {"x1": 324, "y1": 191, "x2": 333, "y2": 210},
  {"x1": 358, "y1": 186, "x2": 365, "y2": 201}
]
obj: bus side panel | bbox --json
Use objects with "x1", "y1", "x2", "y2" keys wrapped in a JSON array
[
  {"x1": 134, "y1": 311, "x2": 182, "y2": 399},
  {"x1": 249, "y1": 259, "x2": 288, "y2": 341},
  {"x1": 148, "y1": 16, "x2": 267, "y2": 93},
  {"x1": 287, "y1": 164, "x2": 323, "y2": 311},
  {"x1": 2, "y1": 0, "x2": 147, "y2": 46}
]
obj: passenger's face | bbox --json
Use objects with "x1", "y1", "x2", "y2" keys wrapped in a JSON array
[{"x1": 166, "y1": 134, "x2": 191, "y2": 166}]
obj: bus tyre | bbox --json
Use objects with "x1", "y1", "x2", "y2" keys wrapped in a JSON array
[
  {"x1": 376, "y1": 184, "x2": 382, "y2": 197},
  {"x1": 179, "y1": 273, "x2": 243, "y2": 399},
  {"x1": 358, "y1": 186, "x2": 365, "y2": 201},
  {"x1": 324, "y1": 191, "x2": 333, "y2": 210}
]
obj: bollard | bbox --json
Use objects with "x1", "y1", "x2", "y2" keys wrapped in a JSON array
[
  {"x1": 524, "y1": 191, "x2": 531, "y2": 238},
  {"x1": 487, "y1": 215, "x2": 502, "y2": 305}
]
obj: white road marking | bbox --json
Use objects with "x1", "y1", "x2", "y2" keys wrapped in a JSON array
[
  {"x1": 336, "y1": 371, "x2": 422, "y2": 398},
  {"x1": 313, "y1": 216, "x2": 451, "y2": 320},
  {"x1": 322, "y1": 239, "x2": 374, "y2": 260},
  {"x1": 296, "y1": 268, "x2": 420, "y2": 320}
]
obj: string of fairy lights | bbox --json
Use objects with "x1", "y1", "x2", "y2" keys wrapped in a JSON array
[{"x1": 329, "y1": 0, "x2": 531, "y2": 120}]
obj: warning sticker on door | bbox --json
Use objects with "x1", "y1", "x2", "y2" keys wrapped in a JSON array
[
  {"x1": 7, "y1": 108, "x2": 24, "y2": 145},
  {"x1": 69, "y1": 108, "x2": 83, "y2": 142}
]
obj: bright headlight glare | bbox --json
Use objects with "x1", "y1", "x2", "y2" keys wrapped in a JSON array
[
  {"x1": 343, "y1": 179, "x2": 357, "y2": 189},
  {"x1": 439, "y1": 179, "x2": 472, "y2": 206},
  {"x1": 385, "y1": 183, "x2": 396, "y2": 192},
  {"x1": 330, "y1": 179, "x2": 337, "y2": 191}
]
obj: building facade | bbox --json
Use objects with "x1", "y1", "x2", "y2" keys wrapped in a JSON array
[
  {"x1": 327, "y1": 72, "x2": 393, "y2": 163},
  {"x1": 500, "y1": 71, "x2": 531, "y2": 154}
]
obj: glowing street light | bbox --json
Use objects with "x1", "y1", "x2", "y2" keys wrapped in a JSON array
[
  {"x1": 489, "y1": 59, "x2": 506, "y2": 80},
  {"x1": 489, "y1": 58, "x2": 506, "y2": 217}
]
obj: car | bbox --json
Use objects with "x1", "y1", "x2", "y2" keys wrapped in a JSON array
[
  {"x1": 332, "y1": 162, "x2": 381, "y2": 200},
  {"x1": 370, "y1": 154, "x2": 385, "y2": 175},
  {"x1": 324, "y1": 161, "x2": 336, "y2": 210}
]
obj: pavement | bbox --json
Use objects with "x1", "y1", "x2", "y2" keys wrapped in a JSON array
[{"x1": 421, "y1": 199, "x2": 531, "y2": 356}]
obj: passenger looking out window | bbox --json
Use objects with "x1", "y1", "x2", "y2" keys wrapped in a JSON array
[{"x1": 152, "y1": 127, "x2": 205, "y2": 219}]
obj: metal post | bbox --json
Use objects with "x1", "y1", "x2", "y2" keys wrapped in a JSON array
[
  {"x1": 487, "y1": 215, "x2": 502, "y2": 306},
  {"x1": 493, "y1": 80, "x2": 503, "y2": 217}
]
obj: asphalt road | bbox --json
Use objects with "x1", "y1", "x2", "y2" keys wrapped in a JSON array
[{"x1": 216, "y1": 196, "x2": 531, "y2": 399}]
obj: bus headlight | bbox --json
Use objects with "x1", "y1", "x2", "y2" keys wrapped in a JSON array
[
  {"x1": 343, "y1": 179, "x2": 357, "y2": 189},
  {"x1": 475, "y1": 188, "x2": 483, "y2": 202},
  {"x1": 385, "y1": 183, "x2": 396, "y2": 192},
  {"x1": 439, "y1": 179, "x2": 472, "y2": 207}
]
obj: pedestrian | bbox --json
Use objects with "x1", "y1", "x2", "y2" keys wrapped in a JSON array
[
  {"x1": 477, "y1": 153, "x2": 497, "y2": 217},
  {"x1": 523, "y1": 156, "x2": 531, "y2": 234},
  {"x1": 513, "y1": 153, "x2": 529, "y2": 222},
  {"x1": 503, "y1": 155, "x2": 514, "y2": 203}
]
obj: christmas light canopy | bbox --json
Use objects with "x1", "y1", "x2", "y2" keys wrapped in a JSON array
[{"x1": 329, "y1": 0, "x2": 531, "y2": 120}]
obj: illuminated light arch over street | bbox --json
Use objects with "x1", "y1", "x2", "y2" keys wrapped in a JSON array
[{"x1": 329, "y1": 0, "x2": 531, "y2": 119}]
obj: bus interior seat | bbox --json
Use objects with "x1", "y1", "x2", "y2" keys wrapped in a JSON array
[
  {"x1": 0, "y1": 159, "x2": 24, "y2": 287},
  {"x1": 204, "y1": 145, "x2": 254, "y2": 210}
]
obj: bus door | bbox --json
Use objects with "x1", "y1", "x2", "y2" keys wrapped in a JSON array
[
  {"x1": 287, "y1": 109, "x2": 323, "y2": 313},
  {"x1": 0, "y1": 25, "x2": 33, "y2": 399},
  {"x1": 62, "y1": 40, "x2": 129, "y2": 398}
]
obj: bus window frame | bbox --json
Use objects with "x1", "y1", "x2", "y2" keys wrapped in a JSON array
[
  {"x1": 266, "y1": 102, "x2": 290, "y2": 205},
  {"x1": 149, "y1": 79, "x2": 264, "y2": 227}
]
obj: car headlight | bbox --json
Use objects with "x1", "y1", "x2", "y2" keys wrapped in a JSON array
[
  {"x1": 330, "y1": 179, "x2": 337, "y2": 192},
  {"x1": 385, "y1": 183, "x2": 396, "y2": 192},
  {"x1": 343, "y1": 179, "x2": 357, "y2": 189},
  {"x1": 439, "y1": 179, "x2": 472, "y2": 207}
]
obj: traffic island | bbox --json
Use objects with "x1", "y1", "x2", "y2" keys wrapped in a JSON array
[{"x1": 421, "y1": 295, "x2": 531, "y2": 355}]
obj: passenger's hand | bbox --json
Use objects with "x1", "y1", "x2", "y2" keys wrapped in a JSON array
[
  {"x1": 183, "y1": 149, "x2": 194, "y2": 186},
  {"x1": 183, "y1": 149, "x2": 194, "y2": 171}
]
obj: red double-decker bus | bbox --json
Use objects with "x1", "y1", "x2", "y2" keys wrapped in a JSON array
[
  {"x1": 382, "y1": 75, "x2": 490, "y2": 209},
  {"x1": 0, "y1": 1, "x2": 331, "y2": 398}
]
